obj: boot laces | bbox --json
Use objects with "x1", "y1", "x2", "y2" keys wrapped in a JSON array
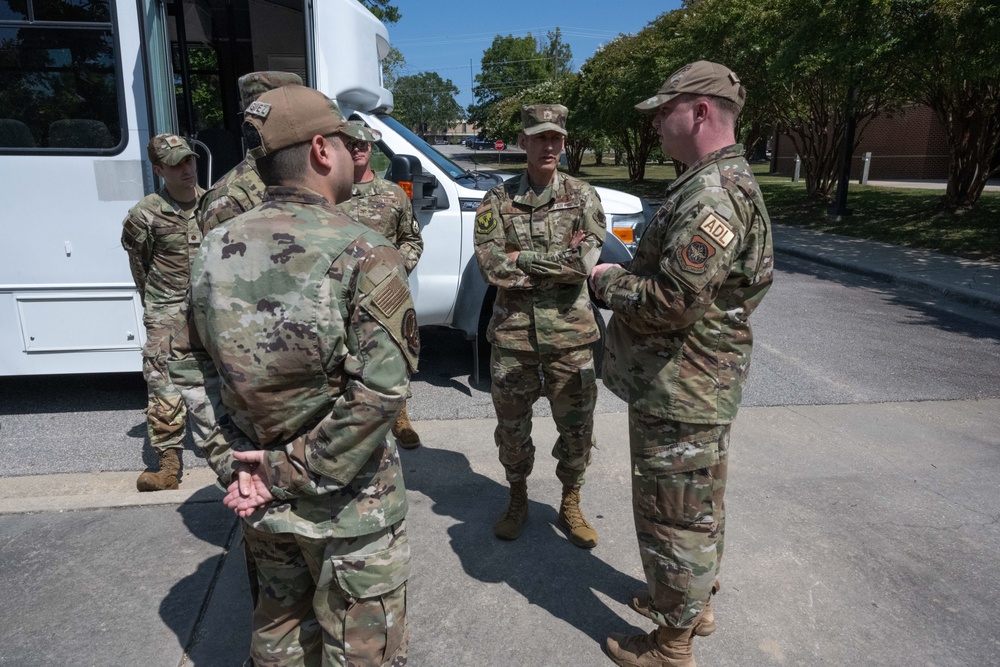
[
  {"x1": 561, "y1": 489, "x2": 589, "y2": 528},
  {"x1": 503, "y1": 484, "x2": 528, "y2": 519}
]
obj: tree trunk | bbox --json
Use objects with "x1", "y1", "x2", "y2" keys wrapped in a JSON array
[
  {"x1": 565, "y1": 137, "x2": 586, "y2": 174},
  {"x1": 594, "y1": 149, "x2": 604, "y2": 166},
  {"x1": 932, "y1": 91, "x2": 1000, "y2": 210}
]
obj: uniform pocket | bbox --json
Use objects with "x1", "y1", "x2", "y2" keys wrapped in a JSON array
[
  {"x1": 633, "y1": 434, "x2": 720, "y2": 528},
  {"x1": 331, "y1": 527, "x2": 411, "y2": 666}
]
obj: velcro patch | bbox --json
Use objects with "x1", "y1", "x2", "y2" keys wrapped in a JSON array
[
  {"x1": 245, "y1": 101, "x2": 271, "y2": 119},
  {"x1": 678, "y1": 235, "x2": 716, "y2": 272},
  {"x1": 476, "y1": 210, "x2": 497, "y2": 235},
  {"x1": 372, "y1": 273, "x2": 409, "y2": 317},
  {"x1": 164, "y1": 135, "x2": 182, "y2": 147},
  {"x1": 698, "y1": 213, "x2": 735, "y2": 248},
  {"x1": 402, "y1": 308, "x2": 420, "y2": 358}
]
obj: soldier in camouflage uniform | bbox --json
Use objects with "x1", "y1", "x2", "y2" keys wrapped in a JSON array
[
  {"x1": 121, "y1": 134, "x2": 205, "y2": 491},
  {"x1": 197, "y1": 71, "x2": 302, "y2": 234},
  {"x1": 590, "y1": 62, "x2": 774, "y2": 667},
  {"x1": 337, "y1": 120, "x2": 424, "y2": 449},
  {"x1": 474, "y1": 104, "x2": 606, "y2": 549},
  {"x1": 168, "y1": 85, "x2": 416, "y2": 666}
]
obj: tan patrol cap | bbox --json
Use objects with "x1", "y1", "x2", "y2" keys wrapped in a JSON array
[
  {"x1": 348, "y1": 120, "x2": 382, "y2": 143},
  {"x1": 147, "y1": 133, "x2": 196, "y2": 166},
  {"x1": 521, "y1": 104, "x2": 568, "y2": 136},
  {"x1": 237, "y1": 71, "x2": 304, "y2": 109},
  {"x1": 242, "y1": 85, "x2": 367, "y2": 159},
  {"x1": 636, "y1": 60, "x2": 746, "y2": 113}
]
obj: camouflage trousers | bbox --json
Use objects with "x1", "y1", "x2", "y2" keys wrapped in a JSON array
[
  {"x1": 142, "y1": 322, "x2": 186, "y2": 452},
  {"x1": 490, "y1": 344, "x2": 597, "y2": 487},
  {"x1": 243, "y1": 520, "x2": 411, "y2": 667},
  {"x1": 628, "y1": 408, "x2": 730, "y2": 629}
]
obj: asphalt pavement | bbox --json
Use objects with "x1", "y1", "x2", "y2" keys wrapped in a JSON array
[{"x1": 1, "y1": 224, "x2": 999, "y2": 666}]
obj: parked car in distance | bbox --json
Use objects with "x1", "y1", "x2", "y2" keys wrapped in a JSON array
[{"x1": 465, "y1": 136, "x2": 501, "y2": 150}]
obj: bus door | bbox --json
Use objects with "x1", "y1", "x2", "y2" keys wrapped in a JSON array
[{"x1": 149, "y1": 0, "x2": 308, "y2": 184}]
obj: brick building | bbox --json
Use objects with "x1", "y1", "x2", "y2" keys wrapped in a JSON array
[{"x1": 771, "y1": 104, "x2": 951, "y2": 180}]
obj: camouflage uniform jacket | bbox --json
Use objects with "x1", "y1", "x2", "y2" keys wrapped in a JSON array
[
  {"x1": 337, "y1": 174, "x2": 423, "y2": 274},
  {"x1": 172, "y1": 186, "x2": 419, "y2": 539},
  {"x1": 593, "y1": 145, "x2": 773, "y2": 424},
  {"x1": 121, "y1": 185, "x2": 205, "y2": 325},
  {"x1": 474, "y1": 171, "x2": 606, "y2": 352},
  {"x1": 197, "y1": 158, "x2": 265, "y2": 234}
]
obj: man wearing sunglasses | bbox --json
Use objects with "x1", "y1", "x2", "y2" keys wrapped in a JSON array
[{"x1": 337, "y1": 121, "x2": 424, "y2": 450}]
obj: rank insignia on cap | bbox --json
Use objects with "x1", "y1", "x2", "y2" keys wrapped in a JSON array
[
  {"x1": 245, "y1": 101, "x2": 271, "y2": 119},
  {"x1": 165, "y1": 135, "x2": 182, "y2": 147},
  {"x1": 543, "y1": 109, "x2": 552, "y2": 120},
  {"x1": 476, "y1": 210, "x2": 496, "y2": 234},
  {"x1": 679, "y1": 234, "x2": 716, "y2": 272},
  {"x1": 698, "y1": 213, "x2": 735, "y2": 248}
]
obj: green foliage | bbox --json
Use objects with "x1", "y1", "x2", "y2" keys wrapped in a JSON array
[
  {"x1": 897, "y1": 0, "x2": 1000, "y2": 209},
  {"x1": 392, "y1": 71, "x2": 464, "y2": 137},
  {"x1": 359, "y1": 0, "x2": 401, "y2": 23},
  {"x1": 381, "y1": 46, "x2": 406, "y2": 91},
  {"x1": 576, "y1": 25, "x2": 664, "y2": 182},
  {"x1": 470, "y1": 31, "x2": 573, "y2": 126}
]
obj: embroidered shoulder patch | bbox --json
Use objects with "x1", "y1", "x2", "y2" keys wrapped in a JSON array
[
  {"x1": 372, "y1": 273, "x2": 409, "y2": 317},
  {"x1": 476, "y1": 210, "x2": 497, "y2": 235},
  {"x1": 698, "y1": 213, "x2": 735, "y2": 248},
  {"x1": 402, "y1": 307, "x2": 420, "y2": 357},
  {"x1": 678, "y1": 235, "x2": 717, "y2": 273}
]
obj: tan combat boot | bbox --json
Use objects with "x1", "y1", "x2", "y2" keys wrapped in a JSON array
[
  {"x1": 494, "y1": 480, "x2": 528, "y2": 540},
  {"x1": 630, "y1": 584, "x2": 717, "y2": 636},
  {"x1": 136, "y1": 448, "x2": 181, "y2": 492},
  {"x1": 393, "y1": 403, "x2": 421, "y2": 450},
  {"x1": 558, "y1": 485, "x2": 598, "y2": 548},
  {"x1": 604, "y1": 625, "x2": 696, "y2": 667}
]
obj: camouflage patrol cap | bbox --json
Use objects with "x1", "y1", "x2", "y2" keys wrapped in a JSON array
[
  {"x1": 147, "y1": 133, "x2": 196, "y2": 166},
  {"x1": 348, "y1": 120, "x2": 382, "y2": 143},
  {"x1": 521, "y1": 104, "x2": 568, "y2": 136},
  {"x1": 636, "y1": 60, "x2": 746, "y2": 113},
  {"x1": 242, "y1": 85, "x2": 366, "y2": 159},
  {"x1": 237, "y1": 71, "x2": 304, "y2": 109}
]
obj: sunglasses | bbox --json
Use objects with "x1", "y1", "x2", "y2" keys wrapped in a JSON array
[{"x1": 347, "y1": 140, "x2": 371, "y2": 152}]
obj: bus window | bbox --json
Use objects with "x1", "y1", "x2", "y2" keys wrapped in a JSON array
[{"x1": 0, "y1": 0, "x2": 123, "y2": 152}]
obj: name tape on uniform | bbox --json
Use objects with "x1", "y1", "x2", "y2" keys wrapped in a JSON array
[{"x1": 699, "y1": 213, "x2": 735, "y2": 248}]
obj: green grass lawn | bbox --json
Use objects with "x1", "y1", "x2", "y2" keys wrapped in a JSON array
[{"x1": 477, "y1": 153, "x2": 999, "y2": 262}]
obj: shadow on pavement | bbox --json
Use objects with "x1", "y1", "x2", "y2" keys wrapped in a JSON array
[
  {"x1": 0, "y1": 372, "x2": 147, "y2": 415},
  {"x1": 404, "y1": 444, "x2": 645, "y2": 647}
]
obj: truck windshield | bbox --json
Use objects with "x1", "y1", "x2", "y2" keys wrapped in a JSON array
[{"x1": 378, "y1": 115, "x2": 465, "y2": 178}]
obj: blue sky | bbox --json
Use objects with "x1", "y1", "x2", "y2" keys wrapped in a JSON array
[{"x1": 385, "y1": 1, "x2": 684, "y2": 110}]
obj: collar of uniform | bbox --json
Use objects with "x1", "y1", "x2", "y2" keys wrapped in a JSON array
[
  {"x1": 262, "y1": 185, "x2": 332, "y2": 207},
  {"x1": 157, "y1": 185, "x2": 203, "y2": 216},
  {"x1": 513, "y1": 169, "x2": 561, "y2": 208},
  {"x1": 666, "y1": 143, "x2": 745, "y2": 195}
]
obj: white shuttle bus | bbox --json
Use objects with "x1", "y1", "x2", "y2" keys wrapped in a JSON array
[{"x1": 0, "y1": 0, "x2": 644, "y2": 376}]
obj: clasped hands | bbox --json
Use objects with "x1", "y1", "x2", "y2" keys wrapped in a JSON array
[{"x1": 223, "y1": 450, "x2": 275, "y2": 517}]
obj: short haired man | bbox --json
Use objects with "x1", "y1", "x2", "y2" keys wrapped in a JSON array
[
  {"x1": 196, "y1": 70, "x2": 302, "y2": 233},
  {"x1": 337, "y1": 120, "x2": 424, "y2": 448},
  {"x1": 170, "y1": 85, "x2": 417, "y2": 666},
  {"x1": 590, "y1": 61, "x2": 774, "y2": 666},
  {"x1": 121, "y1": 134, "x2": 204, "y2": 491},
  {"x1": 474, "y1": 104, "x2": 606, "y2": 548}
]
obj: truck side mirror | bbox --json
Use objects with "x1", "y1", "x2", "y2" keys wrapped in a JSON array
[{"x1": 389, "y1": 154, "x2": 437, "y2": 210}]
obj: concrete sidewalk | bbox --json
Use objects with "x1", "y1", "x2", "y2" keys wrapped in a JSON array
[
  {"x1": 773, "y1": 223, "x2": 1000, "y2": 312},
  {"x1": 1, "y1": 400, "x2": 999, "y2": 666}
]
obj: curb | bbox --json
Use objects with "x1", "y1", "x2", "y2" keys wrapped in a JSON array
[{"x1": 774, "y1": 241, "x2": 1000, "y2": 314}]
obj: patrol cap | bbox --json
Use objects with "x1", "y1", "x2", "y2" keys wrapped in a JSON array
[
  {"x1": 521, "y1": 104, "x2": 568, "y2": 136},
  {"x1": 635, "y1": 60, "x2": 746, "y2": 113},
  {"x1": 147, "y1": 133, "x2": 196, "y2": 166},
  {"x1": 237, "y1": 71, "x2": 304, "y2": 109},
  {"x1": 348, "y1": 120, "x2": 382, "y2": 143},
  {"x1": 242, "y1": 85, "x2": 367, "y2": 159}
]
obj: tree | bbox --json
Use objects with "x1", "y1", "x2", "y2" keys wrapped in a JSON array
[
  {"x1": 381, "y1": 46, "x2": 406, "y2": 91},
  {"x1": 393, "y1": 72, "x2": 464, "y2": 138},
  {"x1": 576, "y1": 28, "x2": 663, "y2": 182},
  {"x1": 677, "y1": 0, "x2": 906, "y2": 200},
  {"x1": 898, "y1": 0, "x2": 1000, "y2": 210},
  {"x1": 359, "y1": 0, "x2": 401, "y2": 23},
  {"x1": 470, "y1": 31, "x2": 574, "y2": 126}
]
